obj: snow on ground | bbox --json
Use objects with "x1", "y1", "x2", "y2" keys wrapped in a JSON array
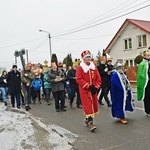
[
  {"x1": 0, "y1": 102, "x2": 78, "y2": 150},
  {"x1": 47, "y1": 124, "x2": 79, "y2": 150}
]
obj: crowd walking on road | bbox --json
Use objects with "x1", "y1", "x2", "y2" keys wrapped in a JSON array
[{"x1": 0, "y1": 48, "x2": 150, "y2": 132}]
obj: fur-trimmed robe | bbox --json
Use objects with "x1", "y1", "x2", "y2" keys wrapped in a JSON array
[
  {"x1": 137, "y1": 59, "x2": 149, "y2": 101},
  {"x1": 76, "y1": 61, "x2": 101, "y2": 118},
  {"x1": 110, "y1": 71, "x2": 134, "y2": 118}
]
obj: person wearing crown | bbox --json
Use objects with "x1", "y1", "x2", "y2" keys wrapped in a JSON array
[
  {"x1": 110, "y1": 63, "x2": 134, "y2": 124},
  {"x1": 137, "y1": 50, "x2": 150, "y2": 116},
  {"x1": 76, "y1": 50, "x2": 101, "y2": 131}
]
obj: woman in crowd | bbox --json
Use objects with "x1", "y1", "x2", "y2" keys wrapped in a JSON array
[
  {"x1": 48, "y1": 62, "x2": 67, "y2": 112},
  {"x1": 0, "y1": 70, "x2": 8, "y2": 105}
]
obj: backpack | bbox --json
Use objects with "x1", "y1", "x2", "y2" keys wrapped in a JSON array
[{"x1": 32, "y1": 79, "x2": 42, "y2": 90}]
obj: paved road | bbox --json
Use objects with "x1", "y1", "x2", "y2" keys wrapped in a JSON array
[{"x1": 29, "y1": 94, "x2": 150, "y2": 150}]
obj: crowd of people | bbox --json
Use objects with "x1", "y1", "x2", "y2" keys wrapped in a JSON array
[{"x1": 0, "y1": 49, "x2": 150, "y2": 132}]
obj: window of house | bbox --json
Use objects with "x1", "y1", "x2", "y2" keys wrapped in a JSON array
[
  {"x1": 137, "y1": 35, "x2": 147, "y2": 48},
  {"x1": 117, "y1": 59, "x2": 123, "y2": 64},
  {"x1": 125, "y1": 59, "x2": 135, "y2": 67},
  {"x1": 124, "y1": 38, "x2": 132, "y2": 50}
]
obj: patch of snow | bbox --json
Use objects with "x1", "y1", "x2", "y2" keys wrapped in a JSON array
[
  {"x1": 0, "y1": 102, "x2": 78, "y2": 150},
  {"x1": 0, "y1": 107, "x2": 38, "y2": 150},
  {"x1": 47, "y1": 124, "x2": 79, "y2": 150}
]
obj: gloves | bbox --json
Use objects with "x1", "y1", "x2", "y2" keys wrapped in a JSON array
[{"x1": 89, "y1": 85, "x2": 97, "y2": 95}]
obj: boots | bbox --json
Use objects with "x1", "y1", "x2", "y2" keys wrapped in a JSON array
[
  {"x1": 85, "y1": 116, "x2": 96, "y2": 131},
  {"x1": 99, "y1": 101, "x2": 104, "y2": 105},
  {"x1": 107, "y1": 101, "x2": 112, "y2": 107},
  {"x1": 25, "y1": 105, "x2": 31, "y2": 111}
]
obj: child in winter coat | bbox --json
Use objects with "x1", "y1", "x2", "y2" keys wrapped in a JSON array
[{"x1": 31, "y1": 72, "x2": 43, "y2": 104}]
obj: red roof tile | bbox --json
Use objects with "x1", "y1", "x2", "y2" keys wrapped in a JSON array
[{"x1": 128, "y1": 19, "x2": 150, "y2": 34}]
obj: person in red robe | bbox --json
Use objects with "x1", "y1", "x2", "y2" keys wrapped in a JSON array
[{"x1": 76, "y1": 50, "x2": 101, "y2": 131}]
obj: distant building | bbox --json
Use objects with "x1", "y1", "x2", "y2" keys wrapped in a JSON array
[{"x1": 105, "y1": 18, "x2": 150, "y2": 67}]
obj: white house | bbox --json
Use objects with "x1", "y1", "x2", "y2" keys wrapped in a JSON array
[{"x1": 105, "y1": 19, "x2": 150, "y2": 67}]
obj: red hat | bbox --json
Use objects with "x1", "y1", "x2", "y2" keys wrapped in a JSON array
[{"x1": 81, "y1": 50, "x2": 91, "y2": 59}]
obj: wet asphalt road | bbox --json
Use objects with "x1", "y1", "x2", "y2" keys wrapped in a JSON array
[{"x1": 28, "y1": 93, "x2": 150, "y2": 150}]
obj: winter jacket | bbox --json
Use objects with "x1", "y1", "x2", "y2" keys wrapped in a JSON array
[
  {"x1": 32, "y1": 78, "x2": 42, "y2": 91},
  {"x1": 21, "y1": 70, "x2": 34, "y2": 87},
  {"x1": 0, "y1": 75, "x2": 8, "y2": 87},
  {"x1": 97, "y1": 64, "x2": 109, "y2": 88},
  {"x1": 43, "y1": 71, "x2": 51, "y2": 89},
  {"x1": 67, "y1": 69, "x2": 78, "y2": 88},
  {"x1": 47, "y1": 69, "x2": 66, "y2": 92},
  {"x1": 7, "y1": 70, "x2": 21, "y2": 94}
]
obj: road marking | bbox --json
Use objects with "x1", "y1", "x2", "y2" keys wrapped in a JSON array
[{"x1": 135, "y1": 107, "x2": 144, "y2": 111}]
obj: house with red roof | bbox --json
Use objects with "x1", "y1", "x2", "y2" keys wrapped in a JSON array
[{"x1": 105, "y1": 19, "x2": 150, "y2": 67}]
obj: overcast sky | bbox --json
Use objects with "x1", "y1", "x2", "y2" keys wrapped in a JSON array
[{"x1": 0, "y1": 0, "x2": 150, "y2": 70}]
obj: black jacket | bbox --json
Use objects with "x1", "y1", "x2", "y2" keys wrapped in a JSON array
[
  {"x1": 97, "y1": 64, "x2": 109, "y2": 88},
  {"x1": 7, "y1": 70, "x2": 21, "y2": 94},
  {"x1": 67, "y1": 69, "x2": 78, "y2": 88},
  {"x1": 0, "y1": 75, "x2": 8, "y2": 87}
]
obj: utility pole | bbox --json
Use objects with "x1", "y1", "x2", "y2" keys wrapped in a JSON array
[
  {"x1": 48, "y1": 33, "x2": 52, "y2": 60},
  {"x1": 39, "y1": 30, "x2": 52, "y2": 64},
  {"x1": 15, "y1": 50, "x2": 18, "y2": 64},
  {"x1": 26, "y1": 50, "x2": 29, "y2": 63},
  {"x1": 15, "y1": 56, "x2": 17, "y2": 64}
]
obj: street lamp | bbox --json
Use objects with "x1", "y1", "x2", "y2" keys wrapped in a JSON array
[{"x1": 39, "y1": 30, "x2": 52, "y2": 63}]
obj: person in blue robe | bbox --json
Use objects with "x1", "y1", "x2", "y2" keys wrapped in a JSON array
[{"x1": 110, "y1": 63, "x2": 134, "y2": 124}]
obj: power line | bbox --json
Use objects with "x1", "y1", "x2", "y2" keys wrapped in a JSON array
[
  {"x1": 63, "y1": 0, "x2": 138, "y2": 31},
  {"x1": 82, "y1": 0, "x2": 140, "y2": 28},
  {"x1": 52, "y1": 3, "x2": 150, "y2": 38},
  {"x1": 29, "y1": 37, "x2": 49, "y2": 54},
  {"x1": 88, "y1": 0, "x2": 150, "y2": 27},
  {"x1": 0, "y1": 36, "x2": 47, "y2": 49},
  {"x1": 0, "y1": 0, "x2": 149, "y2": 50},
  {"x1": 53, "y1": 26, "x2": 136, "y2": 41},
  {"x1": 53, "y1": 33, "x2": 114, "y2": 41}
]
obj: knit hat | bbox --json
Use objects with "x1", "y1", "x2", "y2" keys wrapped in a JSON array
[
  {"x1": 12, "y1": 63, "x2": 17, "y2": 68},
  {"x1": 81, "y1": 50, "x2": 91, "y2": 59},
  {"x1": 57, "y1": 62, "x2": 63, "y2": 67}
]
